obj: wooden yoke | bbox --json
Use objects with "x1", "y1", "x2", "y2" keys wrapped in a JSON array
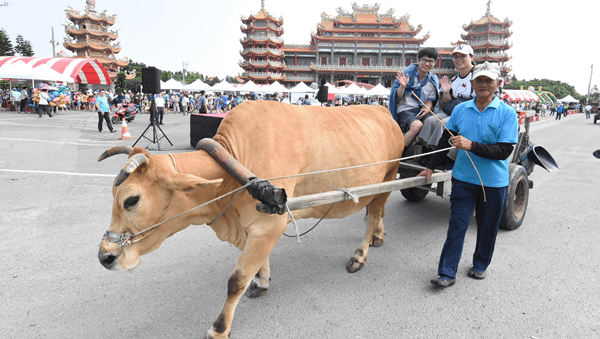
[{"x1": 196, "y1": 138, "x2": 287, "y2": 214}]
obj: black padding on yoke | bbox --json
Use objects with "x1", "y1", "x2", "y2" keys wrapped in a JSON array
[{"x1": 247, "y1": 177, "x2": 287, "y2": 215}]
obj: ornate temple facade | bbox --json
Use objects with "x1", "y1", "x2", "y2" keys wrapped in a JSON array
[
  {"x1": 455, "y1": 1, "x2": 512, "y2": 76},
  {"x1": 240, "y1": 3, "x2": 455, "y2": 88},
  {"x1": 239, "y1": 2, "x2": 512, "y2": 89},
  {"x1": 284, "y1": 3, "x2": 455, "y2": 88},
  {"x1": 60, "y1": 0, "x2": 134, "y2": 80},
  {"x1": 239, "y1": 3, "x2": 285, "y2": 84}
]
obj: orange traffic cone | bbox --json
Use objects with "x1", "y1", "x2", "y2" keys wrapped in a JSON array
[{"x1": 120, "y1": 119, "x2": 132, "y2": 140}]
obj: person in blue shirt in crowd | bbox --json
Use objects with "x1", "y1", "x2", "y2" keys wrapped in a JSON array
[
  {"x1": 418, "y1": 62, "x2": 518, "y2": 288},
  {"x1": 556, "y1": 104, "x2": 564, "y2": 120},
  {"x1": 95, "y1": 90, "x2": 116, "y2": 133}
]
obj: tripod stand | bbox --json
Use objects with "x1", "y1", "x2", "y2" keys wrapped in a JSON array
[{"x1": 132, "y1": 94, "x2": 173, "y2": 150}]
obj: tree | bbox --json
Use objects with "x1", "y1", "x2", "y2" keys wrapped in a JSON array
[
  {"x1": 0, "y1": 29, "x2": 15, "y2": 56},
  {"x1": 115, "y1": 72, "x2": 127, "y2": 93},
  {"x1": 160, "y1": 70, "x2": 173, "y2": 82},
  {"x1": 14, "y1": 34, "x2": 35, "y2": 56}
]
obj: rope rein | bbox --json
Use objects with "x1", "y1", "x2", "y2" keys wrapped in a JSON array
[{"x1": 116, "y1": 146, "x2": 456, "y2": 245}]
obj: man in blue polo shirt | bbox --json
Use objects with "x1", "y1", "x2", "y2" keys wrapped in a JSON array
[
  {"x1": 95, "y1": 89, "x2": 116, "y2": 133},
  {"x1": 419, "y1": 61, "x2": 518, "y2": 287}
]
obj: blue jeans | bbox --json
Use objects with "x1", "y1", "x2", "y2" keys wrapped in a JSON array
[{"x1": 438, "y1": 178, "x2": 507, "y2": 279}]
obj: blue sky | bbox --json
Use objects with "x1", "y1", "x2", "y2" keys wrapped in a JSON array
[{"x1": 2, "y1": 0, "x2": 598, "y2": 94}]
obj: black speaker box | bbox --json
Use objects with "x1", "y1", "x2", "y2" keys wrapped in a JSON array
[
  {"x1": 316, "y1": 85, "x2": 329, "y2": 103},
  {"x1": 142, "y1": 67, "x2": 161, "y2": 94}
]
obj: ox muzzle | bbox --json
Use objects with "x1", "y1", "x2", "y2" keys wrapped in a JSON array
[{"x1": 98, "y1": 230, "x2": 133, "y2": 269}]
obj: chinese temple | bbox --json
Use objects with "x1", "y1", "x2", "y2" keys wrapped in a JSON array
[
  {"x1": 60, "y1": 0, "x2": 134, "y2": 80},
  {"x1": 240, "y1": 2, "x2": 455, "y2": 88},
  {"x1": 454, "y1": 1, "x2": 512, "y2": 76},
  {"x1": 239, "y1": 0, "x2": 285, "y2": 84},
  {"x1": 239, "y1": 2, "x2": 513, "y2": 89}
]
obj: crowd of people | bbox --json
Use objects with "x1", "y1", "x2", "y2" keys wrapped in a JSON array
[{"x1": 0, "y1": 84, "x2": 392, "y2": 115}]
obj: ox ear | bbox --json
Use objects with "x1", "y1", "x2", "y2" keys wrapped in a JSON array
[{"x1": 164, "y1": 173, "x2": 223, "y2": 193}]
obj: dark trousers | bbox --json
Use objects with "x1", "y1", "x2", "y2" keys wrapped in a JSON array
[
  {"x1": 38, "y1": 105, "x2": 52, "y2": 117},
  {"x1": 555, "y1": 112, "x2": 562, "y2": 120},
  {"x1": 438, "y1": 178, "x2": 507, "y2": 279},
  {"x1": 97, "y1": 111, "x2": 114, "y2": 132},
  {"x1": 157, "y1": 107, "x2": 164, "y2": 123},
  {"x1": 20, "y1": 99, "x2": 28, "y2": 111}
]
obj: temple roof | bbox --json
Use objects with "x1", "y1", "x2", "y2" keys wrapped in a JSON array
[
  {"x1": 65, "y1": 6, "x2": 117, "y2": 25},
  {"x1": 241, "y1": 9, "x2": 283, "y2": 24}
]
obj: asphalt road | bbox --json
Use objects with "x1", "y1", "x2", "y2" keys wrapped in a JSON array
[{"x1": 1, "y1": 108, "x2": 598, "y2": 339}]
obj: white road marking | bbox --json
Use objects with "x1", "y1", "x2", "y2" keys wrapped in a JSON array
[
  {"x1": 0, "y1": 137, "x2": 120, "y2": 147},
  {"x1": 0, "y1": 168, "x2": 115, "y2": 177}
]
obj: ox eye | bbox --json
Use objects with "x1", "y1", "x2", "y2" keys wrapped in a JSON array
[{"x1": 124, "y1": 196, "x2": 140, "y2": 210}]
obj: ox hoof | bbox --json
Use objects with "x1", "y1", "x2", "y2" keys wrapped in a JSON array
[
  {"x1": 346, "y1": 256, "x2": 365, "y2": 273},
  {"x1": 371, "y1": 235, "x2": 384, "y2": 247},
  {"x1": 205, "y1": 330, "x2": 229, "y2": 339},
  {"x1": 245, "y1": 281, "x2": 268, "y2": 299}
]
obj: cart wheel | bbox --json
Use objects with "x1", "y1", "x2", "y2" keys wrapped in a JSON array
[
  {"x1": 500, "y1": 164, "x2": 529, "y2": 230},
  {"x1": 111, "y1": 116, "x2": 119, "y2": 125},
  {"x1": 398, "y1": 168, "x2": 430, "y2": 202}
]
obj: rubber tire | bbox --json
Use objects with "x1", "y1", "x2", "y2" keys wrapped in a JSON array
[
  {"x1": 398, "y1": 169, "x2": 430, "y2": 202},
  {"x1": 111, "y1": 116, "x2": 119, "y2": 125},
  {"x1": 127, "y1": 116, "x2": 135, "y2": 122},
  {"x1": 500, "y1": 164, "x2": 529, "y2": 230}
]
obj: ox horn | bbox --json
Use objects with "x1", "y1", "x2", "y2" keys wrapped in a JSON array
[
  {"x1": 98, "y1": 146, "x2": 134, "y2": 162},
  {"x1": 114, "y1": 153, "x2": 148, "y2": 187}
]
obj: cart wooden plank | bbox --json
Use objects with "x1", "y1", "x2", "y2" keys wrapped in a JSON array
[{"x1": 286, "y1": 171, "x2": 452, "y2": 211}]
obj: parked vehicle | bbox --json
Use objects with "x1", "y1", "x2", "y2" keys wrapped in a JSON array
[{"x1": 111, "y1": 103, "x2": 139, "y2": 124}]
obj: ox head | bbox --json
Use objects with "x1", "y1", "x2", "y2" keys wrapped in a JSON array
[{"x1": 97, "y1": 146, "x2": 222, "y2": 271}]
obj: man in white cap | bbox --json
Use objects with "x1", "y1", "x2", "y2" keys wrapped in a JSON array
[{"x1": 418, "y1": 61, "x2": 518, "y2": 287}]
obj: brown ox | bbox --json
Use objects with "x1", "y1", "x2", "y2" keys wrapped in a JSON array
[{"x1": 97, "y1": 100, "x2": 403, "y2": 338}]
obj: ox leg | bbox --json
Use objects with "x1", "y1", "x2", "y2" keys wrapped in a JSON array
[
  {"x1": 346, "y1": 193, "x2": 390, "y2": 273},
  {"x1": 245, "y1": 257, "x2": 270, "y2": 298},
  {"x1": 206, "y1": 224, "x2": 283, "y2": 339}
]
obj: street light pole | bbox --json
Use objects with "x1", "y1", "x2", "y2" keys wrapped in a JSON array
[
  {"x1": 587, "y1": 64, "x2": 593, "y2": 105},
  {"x1": 50, "y1": 27, "x2": 58, "y2": 57},
  {"x1": 182, "y1": 61, "x2": 189, "y2": 85}
]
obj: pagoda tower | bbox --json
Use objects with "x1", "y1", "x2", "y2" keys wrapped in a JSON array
[
  {"x1": 239, "y1": 0, "x2": 285, "y2": 84},
  {"x1": 60, "y1": 0, "x2": 134, "y2": 80},
  {"x1": 455, "y1": 0, "x2": 512, "y2": 76}
]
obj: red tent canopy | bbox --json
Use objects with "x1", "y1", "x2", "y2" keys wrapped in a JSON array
[{"x1": 0, "y1": 56, "x2": 112, "y2": 85}]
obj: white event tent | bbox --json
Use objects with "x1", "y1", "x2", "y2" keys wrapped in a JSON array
[
  {"x1": 0, "y1": 60, "x2": 73, "y2": 87},
  {"x1": 338, "y1": 83, "x2": 364, "y2": 96},
  {"x1": 211, "y1": 80, "x2": 236, "y2": 92},
  {"x1": 323, "y1": 83, "x2": 341, "y2": 95},
  {"x1": 186, "y1": 79, "x2": 210, "y2": 91},
  {"x1": 238, "y1": 80, "x2": 261, "y2": 93},
  {"x1": 288, "y1": 82, "x2": 316, "y2": 93},
  {"x1": 558, "y1": 95, "x2": 579, "y2": 104},
  {"x1": 367, "y1": 84, "x2": 390, "y2": 97},
  {"x1": 161, "y1": 78, "x2": 185, "y2": 91},
  {"x1": 263, "y1": 81, "x2": 287, "y2": 94}
]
